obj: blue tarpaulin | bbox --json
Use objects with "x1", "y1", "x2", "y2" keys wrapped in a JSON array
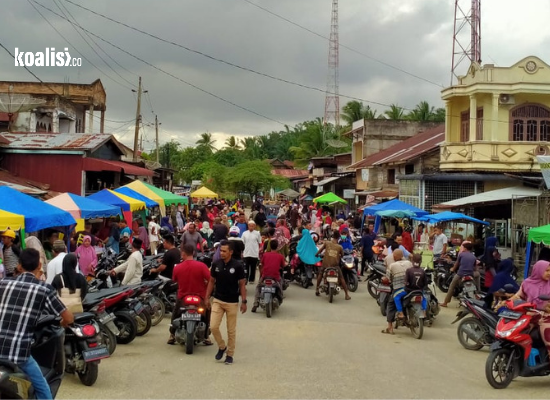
[
  {"x1": 0, "y1": 186, "x2": 76, "y2": 232},
  {"x1": 414, "y1": 211, "x2": 489, "y2": 226},
  {"x1": 87, "y1": 189, "x2": 131, "y2": 211},
  {"x1": 114, "y1": 187, "x2": 158, "y2": 208},
  {"x1": 65, "y1": 193, "x2": 121, "y2": 219},
  {"x1": 363, "y1": 199, "x2": 428, "y2": 217}
]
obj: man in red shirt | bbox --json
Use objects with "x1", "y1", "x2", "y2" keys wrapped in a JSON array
[
  {"x1": 167, "y1": 244, "x2": 212, "y2": 345},
  {"x1": 252, "y1": 239, "x2": 286, "y2": 313}
]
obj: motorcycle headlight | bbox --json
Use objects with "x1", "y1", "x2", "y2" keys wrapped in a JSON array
[{"x1": 496, "y1": 318, "x2": 528, "y2": 338}]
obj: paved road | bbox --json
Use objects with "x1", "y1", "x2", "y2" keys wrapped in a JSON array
[{"x1": 58, "y1": 280, "x2": 550, "y2": 399}]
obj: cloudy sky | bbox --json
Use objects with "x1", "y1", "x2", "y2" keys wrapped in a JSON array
[{"x1": 1, "y1": 0, "x2": 549, "y2": 151}]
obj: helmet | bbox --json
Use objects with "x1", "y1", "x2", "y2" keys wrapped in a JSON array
[
  {"x1": 229, "y1": 226, "x2": 240, "y2": 236},
  {"x1": 159, "y1": 227, "x2": 170, "y2": 238},
  {"x1": 1, "y1": 229, "x2": 16, "y2": 239}
]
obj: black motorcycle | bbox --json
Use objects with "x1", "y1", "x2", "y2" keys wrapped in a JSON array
[
  {"x1": 423, "y1": 269, "x2": 440, "y2": 326},
  {"x1": 376, "y1": 276, "x2": 392, "y2": 316},
  {"x1": 366, "y1": 261, "x2": 387, "y2": 299},
  {"x1": 341, "y1": 250, "x2": 359, "y2": 292},
  {"x1": 258, "y1": 277, "x2": 283, "y2": 318},
  {"x1": 172, "y1": 294, "x2": 209, "y2": 354}
]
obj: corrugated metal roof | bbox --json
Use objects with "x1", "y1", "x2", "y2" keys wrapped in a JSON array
[
  {"x1": 0, "y1": 132, "x2": 117, "y2": 152},
  {"x1": 438, "y1": 186, "x2": 541, "y2": 207},
  {"x1": 272, "y1": 169, "x2": 309, "y2": 178},
  {"x1": 348, "y1": 125, "x2": 445, "y2": 170}
]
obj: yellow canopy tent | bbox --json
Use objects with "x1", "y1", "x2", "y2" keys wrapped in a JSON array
[
  {"x1": 123, "y1": 181, "x2": 166, "y2": 216},
  {"x1": 107, "y1": 189, "x2": 146, "y2": 211},
  {"x1": 190, "y1": 186, "x2": 218, "y2": 198},
  {"x1": 0, "y1": 210, "x2": 25, "y2": 231}
]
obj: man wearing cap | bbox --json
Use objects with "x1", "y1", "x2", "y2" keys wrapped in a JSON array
[
  {"x1": 45, "y1": 240, "x2": 67, "y2": 284},
  {"x1": 2, "y1": 230, "x2": 20, "y2": 278},
  {"x1": 228, "y1": 226, "x2": 245, "y2": 262},
  {"x1": 119, "y1": 220, "x2": 132, "y2": 252}
]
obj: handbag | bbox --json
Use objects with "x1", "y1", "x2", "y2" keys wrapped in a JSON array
[{"x1": 58, "y1": 275, "x2": 83, "y2": 313}]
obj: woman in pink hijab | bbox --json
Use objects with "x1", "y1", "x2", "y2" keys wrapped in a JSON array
[
  {"x1": 75, "y1": 235, "x2": 98, "y2": 277},
  {"x1": 509, "y1": 260, "x2": 550, "y2": 354}
]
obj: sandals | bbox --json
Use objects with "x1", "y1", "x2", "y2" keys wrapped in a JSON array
[
  {"x1": 203, "y1": 339, "x2": 213, "y2": 346},
  {"x1": 381, "y1": 328, "x2": 395, "y2": 335},
  {"x1": 167, "y1": 336, "x2": 176, "y2": 345}
]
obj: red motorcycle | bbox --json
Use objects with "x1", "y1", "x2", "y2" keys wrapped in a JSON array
[{"x1": 485, "y1": 297, "x2": 550, "y2": 389}]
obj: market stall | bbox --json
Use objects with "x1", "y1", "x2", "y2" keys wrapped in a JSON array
[
  {"x1": 123, "y1": 181, "x2": 166, "y2": 215},
  {"x1": 87, "y1": 189, "x2": 146, "y2": 226},
  {"x1": 363, "y1": 199, "x2": 428, "y2": 234},
  {"x1": 524, "y1": 224, "x2": 550, "y2": 279},
  {"x1": 0, "y1": 210, "x2": 25, "y2": 231},
  {"x1": 313, "y1": 192, "x2": 347, "y2": 204},
  {"x1": 190, "y1": 186, "x2": 218, "y2": 199}
]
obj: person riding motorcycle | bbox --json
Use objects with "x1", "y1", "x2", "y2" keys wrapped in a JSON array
[
  {"x1": 338, "y1": 228, "x2": 353, "y2": 252},
  {"x1": 314, "y1": 231, "x2": 351, "y2": 300},
  {"x1": 395, "y1": 253, "x2": 427, "y2": 319},
  {"x1": 251, "y1": 239, "x2": 285, "y2": 313},
  {"x1": 440, "y1": 242, "x2": 478, "y2": 307},
  {"x1": 382, "y1": 249, "x2": 412, "y2": 334}
]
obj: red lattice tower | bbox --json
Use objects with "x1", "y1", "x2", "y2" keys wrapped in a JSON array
[
  {"x1": 323, "y1": 0, "x2": 340, "y2": 127},
  {"x1": 451, "y1": 0, "x2": 481, "y2": 85}
]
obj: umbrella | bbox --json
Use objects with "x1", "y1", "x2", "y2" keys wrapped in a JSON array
[
  {"x1": 87, "y1": 189, "x2": 145, "y2": 212},
  {"x1": 0, "y1": 186, "x2": 76, "y2": 232},
  {"x1": 45, "y1": 193, "x2": 121, "y2": 220},
  {"x1": 313, "y1": 192, "x2": 347, "y2": 204},
  {"x1": 114, "y1": 187, "x2": 159, "y2": 208},
  {"x1": 363, "y1": 199, "x2": 428, "y2": 217},
  {"x1": 415, "y1": 211, "x2": 489, "y2": 226},
  {"x1": 375, "y1": 209, "x2": 416, "y2": 218},
  {"x1": 191, "y1": 186, "x2": 218, "y2": 199},
  {"x1": 0, "y1": 210, "x2": 25, "y2": 231},
  {"x1": 276, "y1": 188, "x2": 300, "y2": 199}
]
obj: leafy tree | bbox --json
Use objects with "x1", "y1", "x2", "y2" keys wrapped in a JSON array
[
  {"x1": 226, "y1": 160, "x2": 289, "y2": 197},
  {"x1": 241, "y1": 137, "x2": 265, "y2": 160},
  {"x1": 158, "y1": 140, "x2": 180, "y2": 168},
  {"x1": 384, "y1": 104, "x2": 405, "y2": 120},
  {"x1": 406, "y1": 101, "x2": 442, "y2": 122},
  {"x1": 224, "y1": 135, "x2": 241, "y2": 150},
  {"x1": 195, "y1": 132, "x2": 216, "y2": 152},
  {"x1": 212, "y1": 148, "x2": 246, "y2": 167},
  {"x1": 434, "y1": 107, "x2": 446, "y2": 122},
  {"x1": 341, "y1": 101, "x2": 378, "y2": 126}
]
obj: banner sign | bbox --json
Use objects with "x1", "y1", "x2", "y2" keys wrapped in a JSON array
[{"x1": 537, "y1": 156, "x2": 550, "y2": 189}]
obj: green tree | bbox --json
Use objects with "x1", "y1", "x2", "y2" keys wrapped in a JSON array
[
  {"x1": 195, "y1": 132, "x2": 217, "y2": 152},
  {"x1": 226, "y1": 160, "x2": 289, "y2": 197},
  {"x1": 158, "y1": 140, "x2": 180, "y2": 168},
  {"x1": 406, "y1": 101, "x2": 444, "y2": 122},
  {"x1": 341, "y1": 101, "x2": 378, "y2": 126},
  {"x1": 434, "y1": 107, "x2": 446, "y2": 122},
  {"x1": 242, "y1": 136, "x2": 265, "y2": 160},
  {"x1": 212, "y1": 148, "x2": 246, "y2": 167},
  {"x1": 224, "y1": 135, "x2": 241, "y2": 150},
  {"x1": 384, "y1": 104, "x2": 405, "y2": 120}
]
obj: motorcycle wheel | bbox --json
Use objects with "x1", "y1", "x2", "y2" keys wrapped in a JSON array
[
  {"x1": 301, "y1": 276, "x2": 309, "y2": 289},
  {"x1": 266, "y1": 301, "x2": 273, "y2": 318},
  {"x1": 113, "y1": 311, "x2": 138, "y2": 344},
  {"x1": 77, "y1": 361, "x2": 99, "y2": 386},
  {"x1": 457, "y1": 317, "x2": 485, "y2": 350},
  {"x1": 97, "y1": 322, "x2": 117, "y2": 355},
  {"x1": 485, "y1": 348, "x2": 517, "y2": 389},
  {"x1": 347, "y1": 274, "x2": 359, "y2": 293},
  {"x1": 185, "y1": 330, "x2": 194, "y2": 355},
  {"x1": 367, "y1": 276, "x2": 378, "y2": 299},
  {"x1": 380, "y1": 300, "x2": 387, "y2": 316},
  {"x1": 136, "y1": 309, "x2": 152, "y2": 336},
  {"x1": 409, "y1": 314, "x2": 424, "y2": 339},
  {"x1": 149, "y1": 296, "x2": 165, "y2": 326},
  {"x1": 329, "y1": 287, "x2": 334, "y2": 303},
  {"x1": 436, "y1": 276, "x2": 449, "y2": 293}
]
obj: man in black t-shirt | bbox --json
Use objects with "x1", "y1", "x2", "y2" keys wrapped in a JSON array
[
  {"x1": 151, "y1": 235, "x2": 181, "y2": 281},
  {"x1": 205, "y1": 241, "x2": 247, "y2": 365}
]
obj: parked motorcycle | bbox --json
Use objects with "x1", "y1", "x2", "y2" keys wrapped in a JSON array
[
  {"x1": 319, "y1": 267, "x2": 341, "y2": 303},
  {"x1": 366, "y1": 261, "x2": 387, "y2": 299},
  {"x1": 394, "y1": 290, "x2": 426, "y2": 339},
  {"x1": 172, "y1": 295, "x2": 209, "y2": 354},
  {"x1": 258, "y1": 277, "x2": 282, "y2": 318},
  {"x1": 423, "y1": 269, "x2": 440, "y2": 326},
  {"x1": 0, "y1": 316, "x2": 65, "y2": 399},
  {"x1": 64, "y1": 312, "x2": 110, "y2": 386},
  {"x1": 376, "y1": 276, "x2": 392, "y2": 316},
  {"x1": 452, "y1": 297, "x2": 499, "y2": 350},
  {"x1": 341, "y1": 250, "x2": 359, "y2": 292},
  {"x1": 485, "y1": 297, "x2": 550, "y2": 389}
]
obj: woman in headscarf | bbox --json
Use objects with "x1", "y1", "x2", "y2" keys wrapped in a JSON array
[
  {"x1": 75, "y1": 236, "x2": 97, "y2": 277},
  {"x1": 137, "y1": 220, "x2": 150, "y2": 252},
  {"x1": 200, "y1": 221, "x2": 214, "y2": 248},
  {"x1": 485, "y1": 257, "x2": 519, "y2": 308},
  {"x1": 51, "y1": 253, "x2": 88, "y2": 300},
  {"x1": 176, "y1": 211, "x2": 185, "y2": 233},
  {"x1": 273, "y1": 223, "x2": 290, "y2": 258},
  {"x1": 483, "y1": 246, "x2": 500, "y2": 290},
  {"x1": 161, "y1": 216, "x2": 174, "y2": 233},
  {"x1": 296, "y1": 228, "x2": 321, "y2": 266},
  {"x1": 507, "y1": 260, "x2": 550, "y2": 356},
  {"x1": 222, "y1": 214, "x2": 231, "y2": 229}
]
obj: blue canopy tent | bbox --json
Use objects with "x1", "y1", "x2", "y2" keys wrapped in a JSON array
[
  {"x1": 46, "y1": 193, "x2": 121, "y2": 220},
  {"x1": 114, "y1": 187, "x2": 159, "y2": 208},
  {"x1": 87, "y1": 189, "x2": 132, "y2": 211},
  {"x1": 0, "y1": 186, "x2": 76, "y2": 232},
  {"x1": 363, "y1": 199, "x2": 428, "y2": 233},
  {"x1": 414, "y1": 211, "x2": 489, "y2": 226}
]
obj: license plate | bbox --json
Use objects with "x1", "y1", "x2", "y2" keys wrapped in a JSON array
[
  {"x1": 82, "y1": 346, "x2": 110, "y2": 362},
  {"x1": 261, "y1": 286, "x2": 276, "y2": 293},
  {"x1": 134, "y1": 302, "x2": 144, "y2": 314},
  {"x1": 498, "y1": 309, "x2": 522, "y2": 320},
  {"x1": 181, "y1": 312, "x2": 201, "y2": 321},
  {"x1": 327, "y1": 277, "x2": 338, "y2": 283},
  {"x1": 98, "y1": 312, "x2": 113, "y2": 325}
]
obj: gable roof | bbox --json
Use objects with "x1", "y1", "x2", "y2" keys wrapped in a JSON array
[
  {"x1": 0, "y1": 132, "x2": 124, "y2": 154},
  {"x1": 348, "y1": 125, "x2": 445, "y2": 170}
]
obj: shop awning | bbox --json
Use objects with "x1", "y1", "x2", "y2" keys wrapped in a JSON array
[
  {"x1": 313, "y1": 176, "x2": 341, "y2": 187},
  {"x1": 437, "y1": 186, "x2": 541, "y2": 208},
  {"x1": 83, "y1": 158, "x2": 154, "y2": 177},
  {"x1": 0, "y1": 210, "x2": 25, "y2": 231}
]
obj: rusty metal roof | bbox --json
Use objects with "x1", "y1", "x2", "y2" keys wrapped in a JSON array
[
  {"x1": 0, "y1": 169, "x2": 52, "y2": 196},
  {"x1": 272, "y1": 169, "x2": 309, "y2": 179},
  {"x1": 0, "y1": 132, "x2": 122, "y2": 152},
  {"x1": 348, "y1": 125, "x2": 445, "y2": 170}
]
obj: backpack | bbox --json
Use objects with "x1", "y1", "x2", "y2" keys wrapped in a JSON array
[{"x1": 58, "y1": 275, "x2": 83, "y2": 313}]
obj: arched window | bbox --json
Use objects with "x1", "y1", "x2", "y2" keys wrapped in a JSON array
[{"x1": 509, "y1": 103, "x2": 550, "y2": 141}]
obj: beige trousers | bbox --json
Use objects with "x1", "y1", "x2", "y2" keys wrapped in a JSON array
[{"x1": 210, "y1": 299, "x2": 239, "y2": 356}]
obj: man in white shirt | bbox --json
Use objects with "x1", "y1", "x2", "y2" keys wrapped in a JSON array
[
  {"x1": 431, "y1": 226, "x2": 448, "y2": 259},
  {"x1": 46, "y1": 240, "x2": 67, "y2": 284},
  {"x1": 112, "y1": 238, "x2": 143, "y2": 285},
  {"x1": 242, "y1": 221, "x2": 262, "y2": 284},
  {"x1": 147, "y1": 216, "x2": 161, "y2": 255}
]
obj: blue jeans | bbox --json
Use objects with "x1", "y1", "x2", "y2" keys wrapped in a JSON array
[
  {"x1": 394, "y1": 288, "x2": 427, "y2": 313},
  {"x1": 19, "y1": 356, "x2": 52, "y2": 400}
]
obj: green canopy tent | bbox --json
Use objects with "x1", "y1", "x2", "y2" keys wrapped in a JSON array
[
  {"x1": 140, "y1": 182, "x2": 188, "y2": 206},
  {"x1": 524, "y1": 224, "x2": 550, "y2": 279},
  {"x1": 313, "y1": 192, "x2": 347, "y2": 204}
]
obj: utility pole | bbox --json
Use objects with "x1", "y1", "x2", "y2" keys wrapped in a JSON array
[
  {"x1": 132, "y1": 76, "x2": 142, "y2": 161},
  {"x1": 155, "y1": 115, "x2": 159, "y2": 163}
]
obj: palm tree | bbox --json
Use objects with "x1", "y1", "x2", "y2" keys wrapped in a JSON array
[
  {"x1": 341, "y1": 101, "x2": 379, "y2": 126},
  {"x1": 224, "y1": 135, "x2": 241, "y2": 150},
  {"x1": 434, "y1": 107, "x2": 446, "y2": 122},
  {"x1": 195, "y1": 132, "x2": 216, "y2": 152},
  {"x1": 384, "y1": 104, "x2": 405, "y2": 120},
  {"x1": 407, "y1": 101, "x2": 437, "y2": 122}
]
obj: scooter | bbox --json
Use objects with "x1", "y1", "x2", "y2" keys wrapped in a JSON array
[
  {"x1": 395, "y1": 290, "x2": 426, "y2": 339},
  {"x1": 318, "y1": 267, "x2": 341, "y2": 303},
  {"x1": 341, "y1": 250, "x2": 359, "y2": 293},
  {"x1": 366, "y1": 261, "x2": 387, "y2": 299},
  {"x1": 376, "y1": 276, "x2": 392, "y2": 316},
  {"x1": 258, "y1": 277, "x2": 282, "y2": 318},
  {"x1": 172, "y1": 295, "x2": 209, "y2": 355},
  {"x1": 0, "y1": 316, "x2": 65, "y2": 399}
]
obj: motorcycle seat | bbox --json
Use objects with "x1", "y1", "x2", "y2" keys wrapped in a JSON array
[
  {"x1": 73, "y1": 312, "x2": 98, "y2": 323},
  {"x1": 83, "y1": 287, "x2": 130, "y2": 304},
  {"x1": 470, "y1": 299, "x2": 487, "y2": 308},
  {"x1": 0, "y1": 360, "x2": 19, "y2": 372},
  {"x1": 373, "y1": 263, "x2": 386, "y2": 273}
]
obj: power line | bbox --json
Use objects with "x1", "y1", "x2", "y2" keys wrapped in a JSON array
[
  {"x1": 32, "y1": 0, "x2": 286, "y2": 125},
  {"x1": 242, "y1": 0, "x2": 445, "y2": 88},
  {"x1": 59, "y1": 0, "x2": 413, "y2": 110},
  {"x1": 25, "y1": 0, "x2": 135, "y2": 91}
]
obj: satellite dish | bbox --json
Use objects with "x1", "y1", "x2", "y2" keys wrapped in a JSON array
[{"x1": 0, "y1": 93, "x2": 46, "y2": 132}]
